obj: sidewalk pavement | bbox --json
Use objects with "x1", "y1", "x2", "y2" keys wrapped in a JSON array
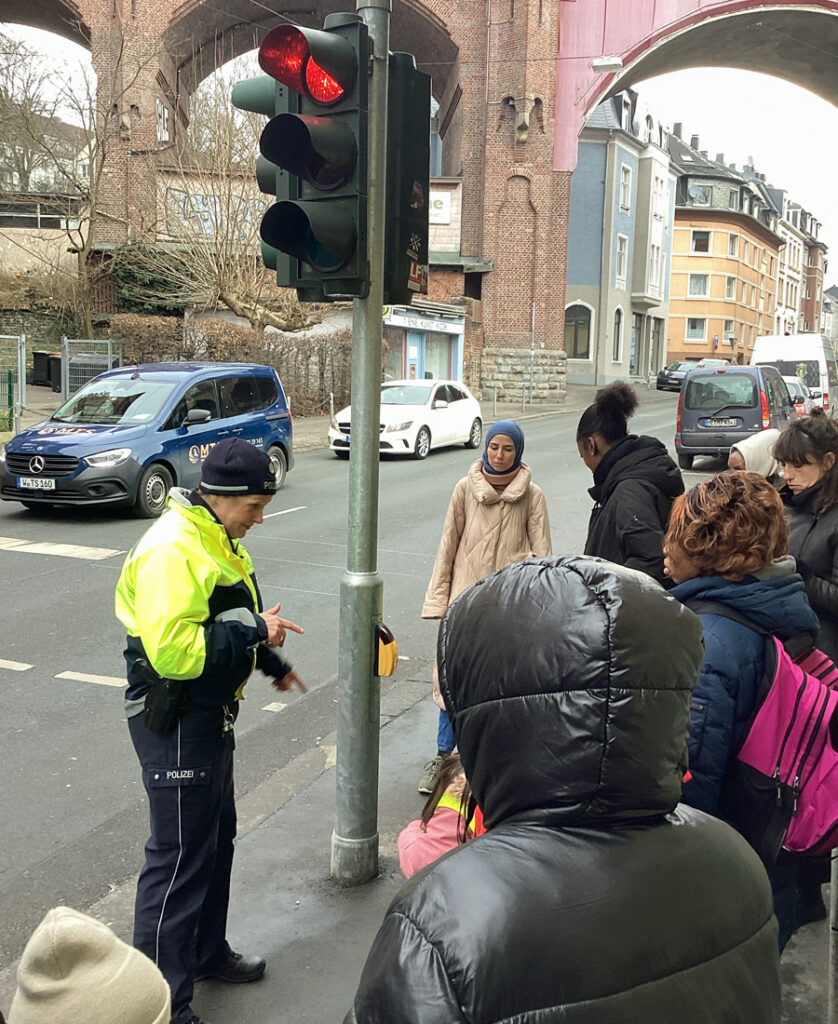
[{"x1": 0, "y1": 379, "x2": 829, "y2": 1021}]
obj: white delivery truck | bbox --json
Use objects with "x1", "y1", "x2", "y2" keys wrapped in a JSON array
[{"x1": 750, "y1": 333, "x2": 838, "y2": 416}]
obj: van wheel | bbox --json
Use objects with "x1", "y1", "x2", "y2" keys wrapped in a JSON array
[
  {"x1": 677, "y1": 454, "x2": 694, "y2": 470},
  {"x1": 134, "y1": 463, "x2": 172, "y2": 517},
  {"x1": 267, "y1": 445, "x2": 287, "y2": 489}
]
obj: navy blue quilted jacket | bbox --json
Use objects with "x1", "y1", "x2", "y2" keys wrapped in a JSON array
[{"x1": 670, "y1": 559, "x2": 819, "y2": 818}]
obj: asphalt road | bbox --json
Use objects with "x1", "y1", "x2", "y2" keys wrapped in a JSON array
[{"x1": 0, "y1": 392, "x2": 699, "y2": 967}]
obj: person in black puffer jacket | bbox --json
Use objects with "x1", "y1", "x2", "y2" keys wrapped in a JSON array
[
  {"x1": 577, "y1": 382, "x2": 684, "y2": 585},
  {"x1": 345, "y1": 557, "x2": 781, "y2": 1024},
  {"x1": 774, "y1": 410, "x2": 838, "y2": 927},
  {"x1": 774, "y1": 409, "x2": 838, "y2": 664}
]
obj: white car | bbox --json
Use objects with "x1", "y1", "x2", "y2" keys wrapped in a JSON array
[
  {"x1": 782, "y1": 375, "x2": 815, "y2": 416},
  {"x1": 328, "y1": 379, "x2": 483, "y2": 460}
]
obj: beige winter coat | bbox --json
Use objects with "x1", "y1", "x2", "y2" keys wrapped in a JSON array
[{"x1": 422, "y1": 460, "x2": 552, "y2": 618}]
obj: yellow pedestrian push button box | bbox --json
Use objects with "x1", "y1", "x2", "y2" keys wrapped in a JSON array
[{"x1": 376, "y1": 623, "x2": 398, "y2": 677}]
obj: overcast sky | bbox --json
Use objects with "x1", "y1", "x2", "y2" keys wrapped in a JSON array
[{"x1": 4, "y1": 24, "x2": 837, "y2": 284}]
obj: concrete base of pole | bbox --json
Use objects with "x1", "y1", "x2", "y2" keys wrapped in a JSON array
[{"x1": 330, "y1": 829, "x2": 379, "y2": 886}]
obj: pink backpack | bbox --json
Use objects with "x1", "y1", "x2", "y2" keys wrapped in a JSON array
[{"x1": 689, "y1": 600, "x2": 838, "y2": 863}]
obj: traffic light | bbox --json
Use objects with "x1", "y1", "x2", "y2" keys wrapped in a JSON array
[
  {"x1": 230, "y1": 73, "x2": 306, "y2": 295},
  {"x1": 383, "y1": 53, "x2": 431, "y2": 305},
  {"x1": 256, "y1": 13, "x2": 370, "y2": 300}
]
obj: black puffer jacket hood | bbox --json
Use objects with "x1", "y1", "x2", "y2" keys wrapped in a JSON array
[
  {"x1": 589, "y1": 433, "x2": 683, "y2": 503},
  {"x1": 438, "y1": 555, "x2": 705, "y2": 830}
]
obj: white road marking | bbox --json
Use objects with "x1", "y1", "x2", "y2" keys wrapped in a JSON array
[
  {"x1": 0, "y1": 658, "x2": 32, "y2": 671},
  {"x1": 55, "y1": 671, "x2": 125, "y2": 688},
  {"x1": 262, "y1": 701, "x2": 288, "y2": 713},
  {"x1": 322, "y1": 744, "x2": 337, "y2": 770},
  {"x1": 0, "y1": 536, "x2": 124, "y2": 560},
  {"x1": 263, "y1": 505, "x2": 307, "y2": 520}
]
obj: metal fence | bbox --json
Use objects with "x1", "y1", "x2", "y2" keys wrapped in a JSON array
[
  {"x1": 0, "y1": 333, "x2": 26, "y2": 433},
  {"x1": 60, "y1": 337, "x2": 122, "y2": 399}
]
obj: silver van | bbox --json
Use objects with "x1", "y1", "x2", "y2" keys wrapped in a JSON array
[{"x1": 674, "y1": 365, "x2": 794, "y2": 470}]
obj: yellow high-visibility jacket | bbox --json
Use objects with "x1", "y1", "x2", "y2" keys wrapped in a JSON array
[{"x1": 115, "y1": 490, "x2": 290, "y2": 705}]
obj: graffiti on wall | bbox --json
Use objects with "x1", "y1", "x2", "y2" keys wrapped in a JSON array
[{"x1": 163, "y1": 187, "x2": 265, "y2": 241}]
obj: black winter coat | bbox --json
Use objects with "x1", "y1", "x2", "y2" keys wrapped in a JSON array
[
  {"x1": 346, "y1": 557, "x2": 781, "y2": 1024},
  {"x1": 782, "y1": 483, "x2": 838, "y2": 662},
  {"x1": 584, "y1": 434, "x2": 684, "y2": 585}
]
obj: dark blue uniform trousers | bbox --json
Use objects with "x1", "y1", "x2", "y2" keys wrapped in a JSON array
[{"x1": 129, "y1": 705, "x2": 236, "y2": 1024}]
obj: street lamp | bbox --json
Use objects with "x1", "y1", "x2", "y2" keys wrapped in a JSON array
[{"x1": 591, "y1": 56, "x2": 624, "y2": 73}]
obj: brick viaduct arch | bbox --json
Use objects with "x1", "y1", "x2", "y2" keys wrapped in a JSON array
[{"x1": 2, "y1": 1, "x2": 837, "y2": 393}]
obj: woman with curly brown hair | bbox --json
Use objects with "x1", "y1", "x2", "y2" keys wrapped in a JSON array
[{"x1": 664, "y1": 470, "x2": 819, "y2": 949}]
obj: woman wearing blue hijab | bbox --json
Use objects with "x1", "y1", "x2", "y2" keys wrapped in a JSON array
[{"x1": 419, "y1": 419, "x2": 552, "y2": 793}]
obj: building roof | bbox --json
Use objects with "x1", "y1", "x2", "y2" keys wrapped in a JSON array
[{"x1": 667, "y1": 134, "x2": 742, "y2": 182}]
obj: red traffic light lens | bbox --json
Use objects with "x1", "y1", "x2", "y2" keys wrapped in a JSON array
[
  {"x1": 260, "y1": 26, "x2": 345, "y2": 104},
  {"x1": 306, "y1": 58, "x2": 344, "y2": 104}
]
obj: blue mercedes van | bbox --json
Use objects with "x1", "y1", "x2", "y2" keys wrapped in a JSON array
[{"x1": 0, "y1": 362, "x2": 294, "y2": 516}]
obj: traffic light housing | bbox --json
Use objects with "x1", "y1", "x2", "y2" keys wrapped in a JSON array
[
  {"x1": 383, "y1": 53, "x2": 430, "y2": 305},
  {"x1": 256, "y1": 13, "x2": 370, "y2": 300}
]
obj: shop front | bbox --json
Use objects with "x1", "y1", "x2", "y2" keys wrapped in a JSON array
[{"x1": 383, "y1": 302, "x2": 466, "y2": 382}]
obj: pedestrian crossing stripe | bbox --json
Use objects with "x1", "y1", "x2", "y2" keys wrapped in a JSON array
[
  {"x1": 0, "y1": 658, "x2": 32, "y2": 671},
  {"x1": 0, "y1": 536, "x2": 124, "y2": 560},
  {"x1": 55, "y1": 671, "x2": 125, "y2": 688}
]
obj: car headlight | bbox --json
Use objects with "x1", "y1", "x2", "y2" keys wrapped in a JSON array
[
  {"x1": 83, "y1": 447, "x2": 133, "y2": 468},
  {"x1": 385, "y1": 420, "x2": 413, "y2": 433}
]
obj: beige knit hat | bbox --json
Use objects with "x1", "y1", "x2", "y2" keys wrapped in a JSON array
[{"x1": 8, "y1": 907, "x2": 170, "y2": 1024}]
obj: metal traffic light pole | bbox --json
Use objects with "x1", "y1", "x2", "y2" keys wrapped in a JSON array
[{"x1": 330, "y1": 0, "x2": 391, "y2": 884}]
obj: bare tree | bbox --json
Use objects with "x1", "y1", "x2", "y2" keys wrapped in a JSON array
[
  {"x1": 112, "y1": 58, "x2": 320, "y2": 332},
  {"x1": 0, "y1": 31, "x2": 157, "y2": 336}
]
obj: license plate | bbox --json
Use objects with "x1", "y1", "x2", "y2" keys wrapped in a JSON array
[
  {"x1": 18, "y1": 476, "x2": 55, "y2": 490},
  {"x1": 705, "y1": 418, "x2": 737, "y2": 428}
]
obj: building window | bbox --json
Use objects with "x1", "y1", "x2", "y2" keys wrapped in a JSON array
[
  {"x1": 622, "y1": 97, "x2": 632, "y2": 132},
  {"x1": 564, "y1": 304, "x2": 592, "y2": 359},
  {"x1": 616, "y1": 235, "x2": 628, "y2": 286},
  {"x1": 649, "y1": 244, "x2": 662, "y2": 296},
  {"x1": 724, "y1": 318, "x2": 735, "y2": 338},
  {"x1": 729, "y1": 233, "x2": 738, "y2": 257},
  {"x1": 653, "y1": 176, "x2": 665, "y2": 220},
  {"x1": 619, "y1": 165, "x2": 632, "y2": 212},
  {"x1": 726, "y1": 276, "x2": 736, "y2": 299},
  {"x1": 729, "y1": 189, "x2": 738, "y2": 210},
  {"x1": 613, "y1": 308, "x2": 623, "y2": 362},
  {"x1": 689, "y1": 274, "x2": 709, "y2": 296},
  {"x1": 691, "y1": 230, "x2": 710, "y2": 253},
  {"x1": 686, "y1": 317, "x2": 706, "y2": 341}
]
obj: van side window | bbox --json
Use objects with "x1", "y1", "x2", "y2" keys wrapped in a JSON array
[
  {"x1": 166, "y1": 381, "x2": 219, "y2": 428},
  {"x1": 219, "y1": 377, "x2": 259, "y2": 417}
]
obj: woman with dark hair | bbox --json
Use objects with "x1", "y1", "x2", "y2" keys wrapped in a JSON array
[
  {"x1": 664, "y1": 471, "x2": 819, "y2": 948},
  {"x1": 774, "y1": 408, "x2": 838, "y2": 662},
  {"x1": 577, "y1": 382, "x2": 683, "y2": 585},
  {"x1": 773, "y1": 409, "x2": 838, "y2": 925}
]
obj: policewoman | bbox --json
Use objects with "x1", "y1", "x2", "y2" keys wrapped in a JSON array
[{"x1": 115, "y1": 438, "x2": 306, "y2": 1024}]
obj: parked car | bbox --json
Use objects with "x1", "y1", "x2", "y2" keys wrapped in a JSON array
[
  {"x1": 0, "y1": 362, "x2": 293, "y2": 516},
  {"x1": 656, "y1": 360, "x2": 697, "y2": 392},
  {"x1": 782, "y1": 375, "x2": 815, "y2": 417},
  {"x1": 695, "y1": 357, "x2": 731, "y2": 368},
  {"x1": 674, "y1": 364, "x2": 795, "y2": 470},
  {"x1": 328, "y1": 379, "x2": 482, "y2": 460}
]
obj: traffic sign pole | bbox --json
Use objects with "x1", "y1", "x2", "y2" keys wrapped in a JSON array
[{"x1": 331, "y1": 0, "x2": 390, "y2": 885}]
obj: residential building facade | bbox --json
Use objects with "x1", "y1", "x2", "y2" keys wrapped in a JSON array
[
  {"x1": 565, "y1": 91, "x2": 676, "y2": 385},
  {"x1": 666, "y1": 132, "x2": 781, "y2": 365}
]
